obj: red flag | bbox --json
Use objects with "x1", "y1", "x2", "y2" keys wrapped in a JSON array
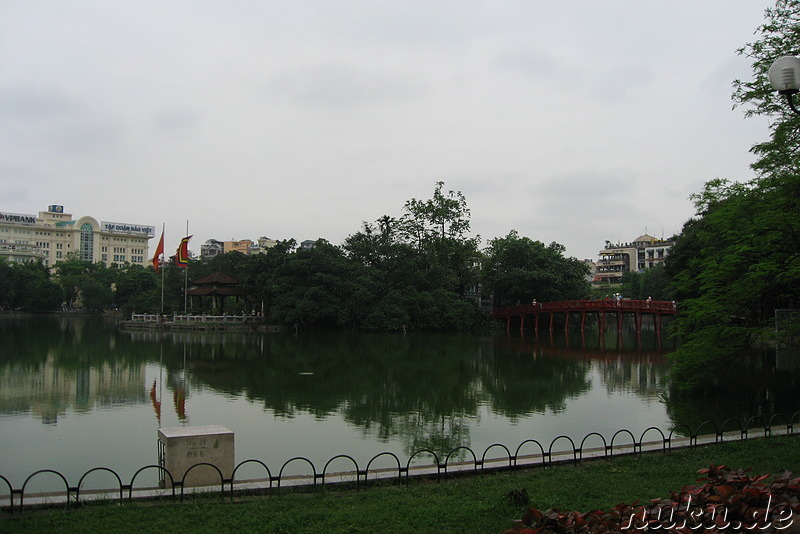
[
  {"x1": 151, "y1": 229, "x2": 165, "y2": 273},
  {"x1": 174, "y1": 387, "x2": 187, "y2": 420},
  {"x1": 149, "y1": 380, "x2": 161, "y2": 423},
  {"x1": 175, "y1": 235, "x2": 192, "y2": 267}
]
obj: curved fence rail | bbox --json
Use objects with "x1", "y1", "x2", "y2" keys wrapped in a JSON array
[{"x1": 2, "y1": 413, "x2": 798, "y2": 513}]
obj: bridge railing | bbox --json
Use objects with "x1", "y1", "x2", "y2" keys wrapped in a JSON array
[{"x1": 492, "y1": 299, "x2": 677, "y2": 317}]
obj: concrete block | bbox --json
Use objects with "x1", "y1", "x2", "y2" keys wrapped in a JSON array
[{"x1": 158, "y1": 425, "x2": 234, "y2": 487}]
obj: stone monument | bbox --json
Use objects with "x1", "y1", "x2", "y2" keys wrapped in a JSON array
[{"x1": 158, "y1": 425, "x2": 234, "y2": 488}]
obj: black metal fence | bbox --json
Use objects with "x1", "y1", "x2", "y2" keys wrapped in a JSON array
[{"x1": 2, "y1": 413, "x2": 798, "y2": 513}]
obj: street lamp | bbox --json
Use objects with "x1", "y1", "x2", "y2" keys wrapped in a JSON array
[{"x1": 768, "y1": 55, "x2": 800, "y2": 115}]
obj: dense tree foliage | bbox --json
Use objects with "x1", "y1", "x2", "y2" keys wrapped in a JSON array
[
  {"x1": 0, "y1": 260, "x2": 64, "y2": 312},
  {"x1": 482, "y1": 231, "x2": 590, "y2": 307},
  {"x1": 340, "y1": 182, "x2": 485, "y2": 330},
  {"x1": 620, "y1": 264, "x2": 672, "y2": 301},
  {"x1": 53, "y1": 259, "x2": 117, "y2": 311},
  {"x1": 666, "y1": 0, "x2": 800, "y2": 392},
  {"x1": 1, "y1": 182, "x2": 592, "y2": 331},
  {"x1": 114, "y1": 264, "x2": 161, "y2": 312}
]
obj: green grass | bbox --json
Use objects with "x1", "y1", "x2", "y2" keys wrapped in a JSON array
[{"x1": 2, "y1": 436, "x2": 798, "y2": 534}]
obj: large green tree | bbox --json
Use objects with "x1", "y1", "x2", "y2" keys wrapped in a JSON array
[
  {"x1": 482, "y1": 230, "x2": 590, "y2": 307},
  {"x1": 399, "y1": 181, "x2": 473, "y2": 246},
  {"x1": 54, "y1": 258, "x2": 116, "y2": 309},
  {"x1": 398, "y1": 181, "x2": 482, "y2": 294},
  {"x1": 9, "y1": 261, "x2": 64, "y2": 312},
  {"x1": 667, "y1": 1, "x2": 800, "y2": 393},
  {"x1": 269, "y1": 240, "x2": 376, "y2": 329},
  {"x1": 341, "y1": 182, "x2": 484, "y2": 331},
  {"x1": 115, "y1": 264, "x2": 160, "y2": 313}
]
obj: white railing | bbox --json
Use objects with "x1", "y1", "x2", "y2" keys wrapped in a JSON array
[
  {"x1": 130, "y1": 314, "x2": 160, "y2": 322},
  {"x1": 173, "y1": 314, "x2": 247, "y2": 323},
  {"x1": 129, "y1": 314, "x2": 248, "y2": 323}
]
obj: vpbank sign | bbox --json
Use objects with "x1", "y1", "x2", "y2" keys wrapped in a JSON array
[
  {"x1": 101, "y1": 221, "x2": 156, "y2": 236},
  {"x1": 0, "y1": 212, "x2": 36, "y2": 225}
]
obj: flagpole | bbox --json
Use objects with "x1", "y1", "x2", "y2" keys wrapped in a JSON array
[
  {"x1": 160, "y1": 223, "x2": 165, "y2": 317},
  {"x1": 151, "y1": 223, "x2": 166, "y2": 318},
  {"x1": 184, "y1": 220, "x2": 189, "y2": 314}
]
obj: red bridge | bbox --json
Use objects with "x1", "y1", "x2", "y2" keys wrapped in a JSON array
[{"x1": 491, "y1": 299, "x2": 678, "y2": 343}]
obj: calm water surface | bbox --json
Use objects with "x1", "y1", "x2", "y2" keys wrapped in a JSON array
[{"x1": 0, "y1": 316, "x2": 797, "y2": 492}]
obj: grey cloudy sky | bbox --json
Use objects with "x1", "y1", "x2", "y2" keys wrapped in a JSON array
[{"x1": 0, "y1": 1, "x2": 776, "y2": 260}]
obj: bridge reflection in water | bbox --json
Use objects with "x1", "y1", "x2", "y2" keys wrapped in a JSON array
[{"x1": 491, "y1": 300, "x2": 678, "y2": 349}]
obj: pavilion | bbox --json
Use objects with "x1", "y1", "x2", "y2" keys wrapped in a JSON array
[{"x1": 186, "y1": 272, "x2": 249, "y2": 314}]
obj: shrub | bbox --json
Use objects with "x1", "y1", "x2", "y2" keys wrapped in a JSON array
[{"x1": 504, "y1": 464, "x2": 800, "y2": 533}]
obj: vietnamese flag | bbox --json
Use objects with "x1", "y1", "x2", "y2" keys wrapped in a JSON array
[{"x1": 151, "y1": 229, "x2": 165, "y2": 273}]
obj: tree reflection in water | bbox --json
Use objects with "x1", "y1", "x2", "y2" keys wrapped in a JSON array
[{"x1": 1, "y1": 316, "x2": 797, "y2": 466}]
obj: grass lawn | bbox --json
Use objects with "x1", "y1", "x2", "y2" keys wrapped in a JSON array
[{"x1": 1, "y1": 436, "x2": 798, "y2": 534}]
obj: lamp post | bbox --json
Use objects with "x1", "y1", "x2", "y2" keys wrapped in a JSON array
[{"x1": 768, "y1": 55, "x2": 800, "y2": 116}]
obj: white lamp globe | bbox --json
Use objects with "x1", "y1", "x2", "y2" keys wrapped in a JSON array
[{"x1": 768, "y1": 55, "x2": 800, "y2": 94}]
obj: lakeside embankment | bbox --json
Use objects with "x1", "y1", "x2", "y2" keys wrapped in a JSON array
[
  {"x1": 2, "y1": 435, "x2": 798, "y2": 534},
  {"x1": 119, "y1": 313, "x2": 287, "y2": 332}
]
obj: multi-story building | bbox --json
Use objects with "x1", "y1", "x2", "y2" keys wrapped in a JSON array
[
  {"x1": 200, "y1": 239, "x2": 224, "y2": 259},
  {"x1": 257, "y1": 236, "x2": 278, "y2": 251},
  {"x1": 0, "y1": 205, "x2": 153, "y2": 268},
  {"x1": 223, "y1": 239, "x2": 254, "y2": 255},
  {"x1": 593, "y1": 234, "x2": 672, "y2": 285},
  {"x1": 200, "y1": 236, "x2": 279, "y2": 260}
]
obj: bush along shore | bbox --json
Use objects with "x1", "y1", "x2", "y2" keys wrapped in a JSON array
[{"x1": 1, "y1": 436, "x2": 798, "y2": 534}]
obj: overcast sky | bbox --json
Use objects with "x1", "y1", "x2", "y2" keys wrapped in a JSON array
[{"x1": 0, "y1": 1, "x2": 777, "y2": 260}]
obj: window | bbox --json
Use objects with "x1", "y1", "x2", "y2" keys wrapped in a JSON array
[{"x1": 80, "y1": 223, "x2": 94, "y2": 262}]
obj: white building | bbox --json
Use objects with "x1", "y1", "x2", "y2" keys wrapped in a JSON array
[
  {"x1": 593, "y1": 234, "x2": 672, "y2": 285},
  {"x1": 0, "y1": 205, "x2": 153, "y2": 268}
]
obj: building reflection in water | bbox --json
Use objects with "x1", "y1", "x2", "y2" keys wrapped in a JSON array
[{"x1": 0, "y1": 354, "x2": 146, "y2": 425}]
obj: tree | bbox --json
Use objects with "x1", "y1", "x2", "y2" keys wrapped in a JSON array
[
  {"x1": 269, "y1": 240, "x2": 376, "y2": 329},
  {"x1": 54, "y1": 258, "x2": 116, "y2": 309},
  {"x1": 482, "y1": 230, "x2": 590, "y2": 307},
  {"x1": 397, "y1": 182, "x2": 482, "y2": 294},
  {"x1": 399, "y1": 181, "x2": 473, "y2": 247},
  {"x1": 115, "y1": 264, "x2": 159, "y2": 313},
  {"x1": 732, "y1": 1, "x2": 800, "y2": 120},
  {"x1": 54, "y1": 258, "x2": 94, "y2": 307},
  {"x1": 80, "y1": 277, "x2": 114, "y2": 312},
  {"x1": 340, "y1": 183, "x2": 484, "y2": 331},
  {"x1": 667, "y1": 177, "x2": 800, "y2": 391},
  {"x1": 0, "y1": 260, "x2": 15, "y2": 309},
  {"x1": 667, "y1": 1, "x2": 800, "y2": 392},
  {"x1": 620, "y1": 264, "x2": 671, "y2": 301},
  {"x1": 344, "y1": 216, "x2": 401, "y2": 270},
  {"x1": 241, "y1": 239, "x2": 297, "y2": 316},
  {"x1": 11, "y1": 261, "x2": 64, "y2": 312}
]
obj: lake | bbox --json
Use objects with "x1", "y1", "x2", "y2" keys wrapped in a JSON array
[{"x1": 0, "y1": 315, "x2": 797, "y2": 492}]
